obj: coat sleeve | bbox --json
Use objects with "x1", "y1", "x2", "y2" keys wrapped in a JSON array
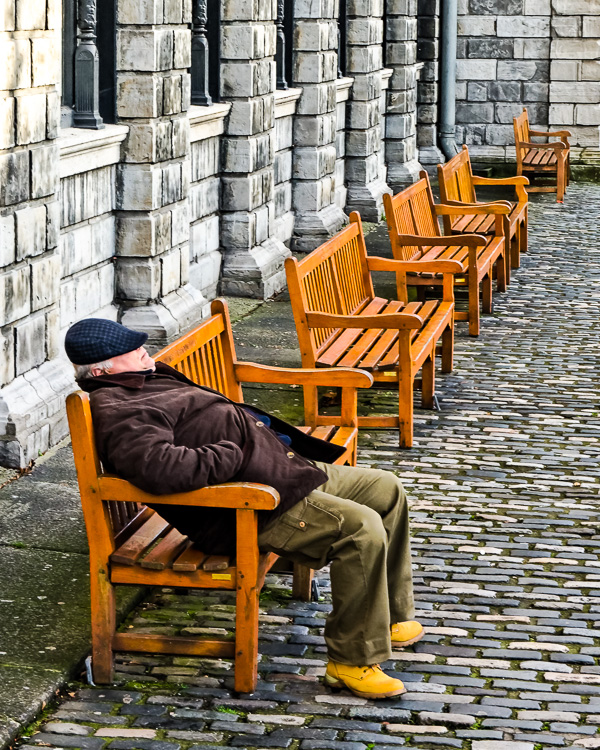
[{"x1": 94, "y1": 407, "x2": 245, "y2": 495}]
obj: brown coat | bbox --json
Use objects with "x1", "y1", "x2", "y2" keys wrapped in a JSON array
[{"x1": 79, "y1": 362, "x2": 344, "y2": 554}]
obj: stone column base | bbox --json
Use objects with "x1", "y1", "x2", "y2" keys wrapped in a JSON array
[
  {"x1": 292, "y1": 204, "x2": 347, "y2": 253},
  {"x1": 121, "y1": 283, "x2": 209, "y2": 347},
  {"x1": 346, "y1": 179, "x2": 391, "y2": 222},
  {"x1": 220, "y1": 237, "x2": 291, "y2": 299},
  {"x1": 0, "y1": 360, "x2": 76, "y2": 469},
  {"x1": 419, "y1": 146, "x2": 445, "y2": 165},
  {"x1": 387, "y1": 158, "x2": 423, "y2": 193}
]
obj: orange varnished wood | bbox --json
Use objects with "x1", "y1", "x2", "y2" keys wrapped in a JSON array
[
  {"x1": 438, "y1": 145, "x2": 529, "y2": 273},
  {"x1": 285, "y1": 211, "x2": 458, "y2": 448},
  {"x1": 67, "y1": 299, "x2": 369, "y2": 692},
  {"x1": 513, "y1": 108, "x2": 570, "y2": 202},
  {"x1": 384, "y1": 171, "x2": 507, "y2": 337}
]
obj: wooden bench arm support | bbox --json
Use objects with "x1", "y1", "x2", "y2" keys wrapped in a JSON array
[
  {"x1": 393, "y1": 232, "x2": 487, "y2": 248},
  {"x1": 435, "y1": 202, "x2": 511, "y2": 216},
  {"x1": 367, "y1": 256, "x2": 462, "y2": 275},
  {"x1": 529, "y1": 128, "x2": 571, "y2": 139},
  {"x1": 306, "y1": 311, "x2": 423, "y2": 331},
  {"x1": 98, "y1": 476, "x2": 280, "y2": 510},
  {"x1": 234, "y1": 363, "x2": 373, "y2": 389}
]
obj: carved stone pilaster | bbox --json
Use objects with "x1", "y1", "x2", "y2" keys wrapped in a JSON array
[{"x1": 74, "y1": 0, "x2": 104, "y2": 129}]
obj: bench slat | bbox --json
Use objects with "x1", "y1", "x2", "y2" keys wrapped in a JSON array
[
  {"x1": 172, "y1": 543, "x2": 208, "y2": 572},
  {"x1": 110, "y1": 513, "x2": 171, "y2": 566},
  {"x1": 140, "y1": 527, "x2": 189, "y2": 570},
  {"x1": 317, "y1": 297, "x2": 389, "y2": 366}
]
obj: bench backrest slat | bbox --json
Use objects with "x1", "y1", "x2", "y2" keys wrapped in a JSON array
[
  {"x1": 383, "y1": 175, "x2": 440, "y2": 260},
  {"x1": 437, "y1": 146, "x2": 477, "y2": 231},
  {"x1": 286, "y1": 214, "x2": 374, "y2": 360},
  {"x1": 513, "y1": 109, "x2": 530, "y2": 165}
]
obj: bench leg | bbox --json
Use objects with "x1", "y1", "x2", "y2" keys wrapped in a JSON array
[
  {"x1": 520, "y1": 215, "x2": 528, "y2": 256},
  {"x1": 303, "y1": 384, "x2": 318, "y2": 426},
  {"x1": 482, "y1": 271, "x2": 493, "y2": 314},
  {"x1": 397, "y1": 362, "x2": 413, "y2": 448},
  {"x1": 90, "y1": 565, "x2": 116, "y2": 684},
  {"x1": 292, "y1": 563, "x2": 314, "y2": 602},
  {"x1": 557, "y1": 159, "x2": 566, "y2": 202},
  {"x1": 421, "y1": 354, "x2": 435, "y2": 410},
  {"x1": 235, "y1": 510, "x2": 260, "y2": 693},
  {"x1": 441, "y1": 323, "x2": 453, "y2": 374},
  {"x1": 468, "y1": 271, "x2": 480, "y2": 337},
  {"x1": 511, "y1": 225, "x2": 521, "y2": 270},
  {"x1": 496, "y1": 251, "x2": 507, "y2": 294}
]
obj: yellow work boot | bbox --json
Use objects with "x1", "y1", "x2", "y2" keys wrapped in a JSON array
[
  {"x1": 391, "y1": 620, "x2": 424, "y2": 648},
  {"x1": 324, "y1": 661, "x2": 406, "y2": 699}
]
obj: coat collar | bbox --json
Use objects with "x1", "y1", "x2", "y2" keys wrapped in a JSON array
[{"x1": 78, "y1": 361, "x2": 182, "y2": 392}]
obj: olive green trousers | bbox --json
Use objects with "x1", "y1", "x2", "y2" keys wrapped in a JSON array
[{"x1": 257, "y1": 461, "x2": 415, "y2": 666}]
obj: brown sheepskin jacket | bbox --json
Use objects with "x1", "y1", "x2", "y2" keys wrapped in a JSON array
[{"x1": 79, "y1": 362, "x2": 344, "y2": 554}]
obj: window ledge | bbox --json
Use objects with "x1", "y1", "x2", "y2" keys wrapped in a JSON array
[
  {"x1": 189, "y1": 102, "x2": 232, "y2": 142},
  {"x1": 336, "y1": 76, "x2": 354, "y2": 103},
  {"x1": 274, "y1": 87, "x2": 303, "y2": 119},
  {"x1": 58, "y1": 124, "x2": 129, "y2": 179}
]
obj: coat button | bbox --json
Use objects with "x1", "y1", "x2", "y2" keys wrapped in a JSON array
[
  {"x1": 299, "y1": 521, "x2": 306, "y2": 528},
  {"x1": 287, "y1": 451, "x2": 294, "y2": 458},
  {"x1": 256, "y1": 421, "x2": 264, "y2": 427}
]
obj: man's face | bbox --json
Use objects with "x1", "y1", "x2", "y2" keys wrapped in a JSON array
[{"x1": 91, "y1": 346, "x2": 156, "y2": 376}]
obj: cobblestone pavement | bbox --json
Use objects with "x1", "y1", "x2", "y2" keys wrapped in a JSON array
[{"x1": 18, "y1": 184, "x2": 600, "y2": 750}]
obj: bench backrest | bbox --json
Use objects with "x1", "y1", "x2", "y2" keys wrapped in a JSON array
[
  {"x1": 383, "y1": 173, "x2": 441, "y2": 261},
  {"x1": 285, "y1": 212, "x2": 374, "y2": 363},
  {"x1": 513, "y1": 108, "x2": 530, "y2": 155},
  {"x1": 67, "y1": 299, "x2": 243, "y2": 550},
  {"x1": 437, "y1": 145, "x2": 476, "y2": 204}
]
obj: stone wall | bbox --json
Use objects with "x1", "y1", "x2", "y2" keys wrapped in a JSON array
[
  {"x1": 273, "y1": 89, "x2": 301, "y2": 247},
  {"x1": 455, "y1": 0, "x2": 600, "y2": 165}
]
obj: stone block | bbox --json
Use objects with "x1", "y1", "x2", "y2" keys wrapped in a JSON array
[
  {"x1": 0, "y1": 0, "x2": 15, "y2": 31},
  {"x1": 117, "y1": 163, "x2": 163, "y2": 211},
  {"x1": 293, "y1": 145, "x2": 337, "y2": 179},
  {"x1": 348, "y1": 100, "x2": 381, "y2": 130},
  {"x1": 468, "y1": 39, "x2": 513, "y2": 59},
  {"x1": 386, "y1": 17, "x2": 416, "y2": 43},
  {"x1": 552, "y1": 0, "x2": 600, "y2": 13},
  {"x1": 581, "y1": 61, "x2": 600, "y2": 81},
  {"x1": 497, "y1": 15, "x2": 550, "y2": 37},
  {"x1": 222, "y1": 24, "x2": 266, "y2": 60},
  {"x1": 485, "y1": 124, "x2": 518, "y2": 145},
  {"x1": 292, "y1": 0, "x2": 336, "y2": 19},
  {"x1": 489, "y1": 81, "x2": 521, "y2": 102},
  {"x1": 16, "y1": 92, "x2": 46, "y2": 145},
  {"x1": 583, "y1": 15, "x2": 600, "y2": 37},
  {"x1": 293, "y1": 113, "x2": 336, "y2": 147},
  {"x1": 162, "y1": 161, "x2": 183, "y2": 205},
  {"x1": 469, "y1": 0, "x2": 523, "y2": 10},
  {"x1": 0, "y1": 327, "x2": 14, "y2": 386},
  {"x1": 346, "y1": 127, "x2": 381, "y2": 156},
  {"x1": 549, "y1": 103, "x2": 574, "y2": 125},
  {"x1": 31, "y1": 253, "x2": 60, "y2": 311},
  {"x1": 575, "y1": 104, "x2": 600, "y2": 126},
  {"x1": 467, "y1": 81, "x2": 488, "y2": 102},
  {"x1": 456, "y1": 59, "x2": 497, "y2": 81},
  {"x1": 47, "y1": 0, "x2": 60, "y2": 29},
  {"x1": 551, "y1": 82, "x2": 600, "y2": 104},
  {"x1": 346, "y1": 45, "x2": 383, "y2": 74},
  {"x1": 513, "y1": 38, "x2": 550, "y2": 60},
  {"x1": 0, "y1": 40, "x2": 17, "y2": 90},
  {"x1": 552, "y1": 16, "x2": 582, "y2": 37},
  {"x1": 551, "y1": 39, "x2": 600, "y2": 60},
  {"x1": 295, "y1": 81, "x2": 337, "y2": 116},
  {"x1": 223, "y1": 131, "x2": 274, "y2": 173},
  {"x1": 15, "y1": 204, "x2": 46, "y2": 260},
  {"x1": 294, "y1": 51, "x2": 335, "y2": 84},
  {"x1": 348, "y1": 18, "x2": 384, "y2": 46},
  {"x1": 172, "y1": 116, "x2": 188, "y2": 159},
  {"x1": 116, "y1": 257, "x2": 161, "y2": 300},
  {"x1": 524, "y1": 0, "x2": 550, "y2": 12},
  {"x1": 384, "y1": 40, "x2": 417, "y2": 66},
  {"x1": 46, "y1": 91, "x2": 60, "y2": 139},
  {"x1": 222, "y1": 60, "x2": 274, "y2": 98},
  {"x1": 32, "y1": 37, "x2": 59, "y2": 87},
  {"x1": 275, "y1": 116, "x2": 294, "y2": 151},
  {"x1": 163, "y1": 0, "x2": 183, "y2": 23},
  {"x1": 171, "y1": 201, "x2": 189, "y2": 246},
  {"x1": 46, "y1": 198, "x2": 59, "y2": 250},
  {"x1": 497, "y1": 60, "x2": 537, "y2": 81},
  {"x1": 124, "y1": 120, "x2": 171, "y2": 164},
  {"x1": 294, "y1": 19, "x2": 335, "y2": 53},
  {"x1": 458, "y1": 16, "x2": 495, "y2": 35},
  {"x1": 117, "y1": 73, "x2": 162, "y2": 118},
  {"x1": 0, "y1": 212, "x2": 15, "y2": 266},
  {"x1": 163, "y1": 74, "x2": 183, "y2": 115},
  {"x1": 117, "y1": 212, "x2": 161, "y2": 257},
  {"x1": 118, "y1": 0, "x2": 163, "y2": 24},
  {"x1": 31, "y1": 144, "x2": 58, "y2": 199},
  {"x1": 117, "y1": 29, "x2": 173, "y2": 72},
  {"x1": 15, "y1": 314, "x2": 45, "y2": 375},
  {"x1": 160, "y1": 247, "x2": 181, "y2": 294},
  {"x1": 173, "y1": 29, "x2": 191, "y2": 68},
  {"x1": 16, "y1": 0, "x2": 45, "y2": 30},
  {"x1": 0, "y1": 265, "x2": 30, "y2": 323},
  {"x1": 523, "y1": 82, "x2": 549, "y2": 102},
  {"x1": 191, "y1": 136, "x2": 220, "y2": 181},
  {"x1": 0, "y1": 96, "x2": 14, "y2": 149},
  {"x1": 457, "y1": 102, "x2": 494, "y2": 124}
]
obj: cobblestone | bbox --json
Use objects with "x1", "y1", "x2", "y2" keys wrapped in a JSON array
[{"x1": 13, "y1": 184, "x2": 600, "y2": 749}]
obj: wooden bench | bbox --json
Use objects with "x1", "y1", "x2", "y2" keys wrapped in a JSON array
[
  {"x1": 437, "y1": 145, "x2": 529, "y2": 280},
  {"x1": 513, "y1": 107, "x2": 571, "y2": 203},
  {"x1": 285, "y1": 211, "x2": 461, "y2": 449},
  {"x1": 66, "y1": 298, "x2": 372, "y2": 693},
  {"x1": 383, "y1": 170, "x2": 507, "y2": 338}
]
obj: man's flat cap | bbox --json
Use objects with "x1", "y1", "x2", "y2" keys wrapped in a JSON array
[{"x1": 65, "y1": 318, "x2": 148, "y2": 365}]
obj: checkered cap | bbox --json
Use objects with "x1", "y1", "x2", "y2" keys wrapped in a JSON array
[{"x1": 64, "y1": 318, "x2": 148, "y2": 365}]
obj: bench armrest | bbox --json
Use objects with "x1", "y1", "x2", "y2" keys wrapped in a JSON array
[
  {"x1": 306, "y1": 311, "x2": 423, "y2": 330},
  {"x1": 471, "y1": 175, "x2": 530, "y2": 201},
  {"x1": 518, "y1": 141, "x2": 568, "y2": 151},
  {"x1": 98, "y1": 476, "x2": 280, "y2": 510},
  {"x1": 529, "y1": 128, "x2": 571, "y2": 138},
  {"x1": 234, "y1": 362, "x2": 373, "y2": 389},
  {"x1": 435, "y1": 202, "x2": 510, "y2": 216},
  {"x1": 393, "y1": 233, "x2": 487, "y2": 248},
  {"x1": 367, "y1": 256, "x2": 463, "y2": 275}
]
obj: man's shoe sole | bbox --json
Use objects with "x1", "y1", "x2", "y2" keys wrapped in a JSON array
[
  {"x1": 391, "y1": 628, "x2": 425, "y2": 649},
  {"x1": 324, "y1": 674, "x2": 407, "y2": 699}
]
